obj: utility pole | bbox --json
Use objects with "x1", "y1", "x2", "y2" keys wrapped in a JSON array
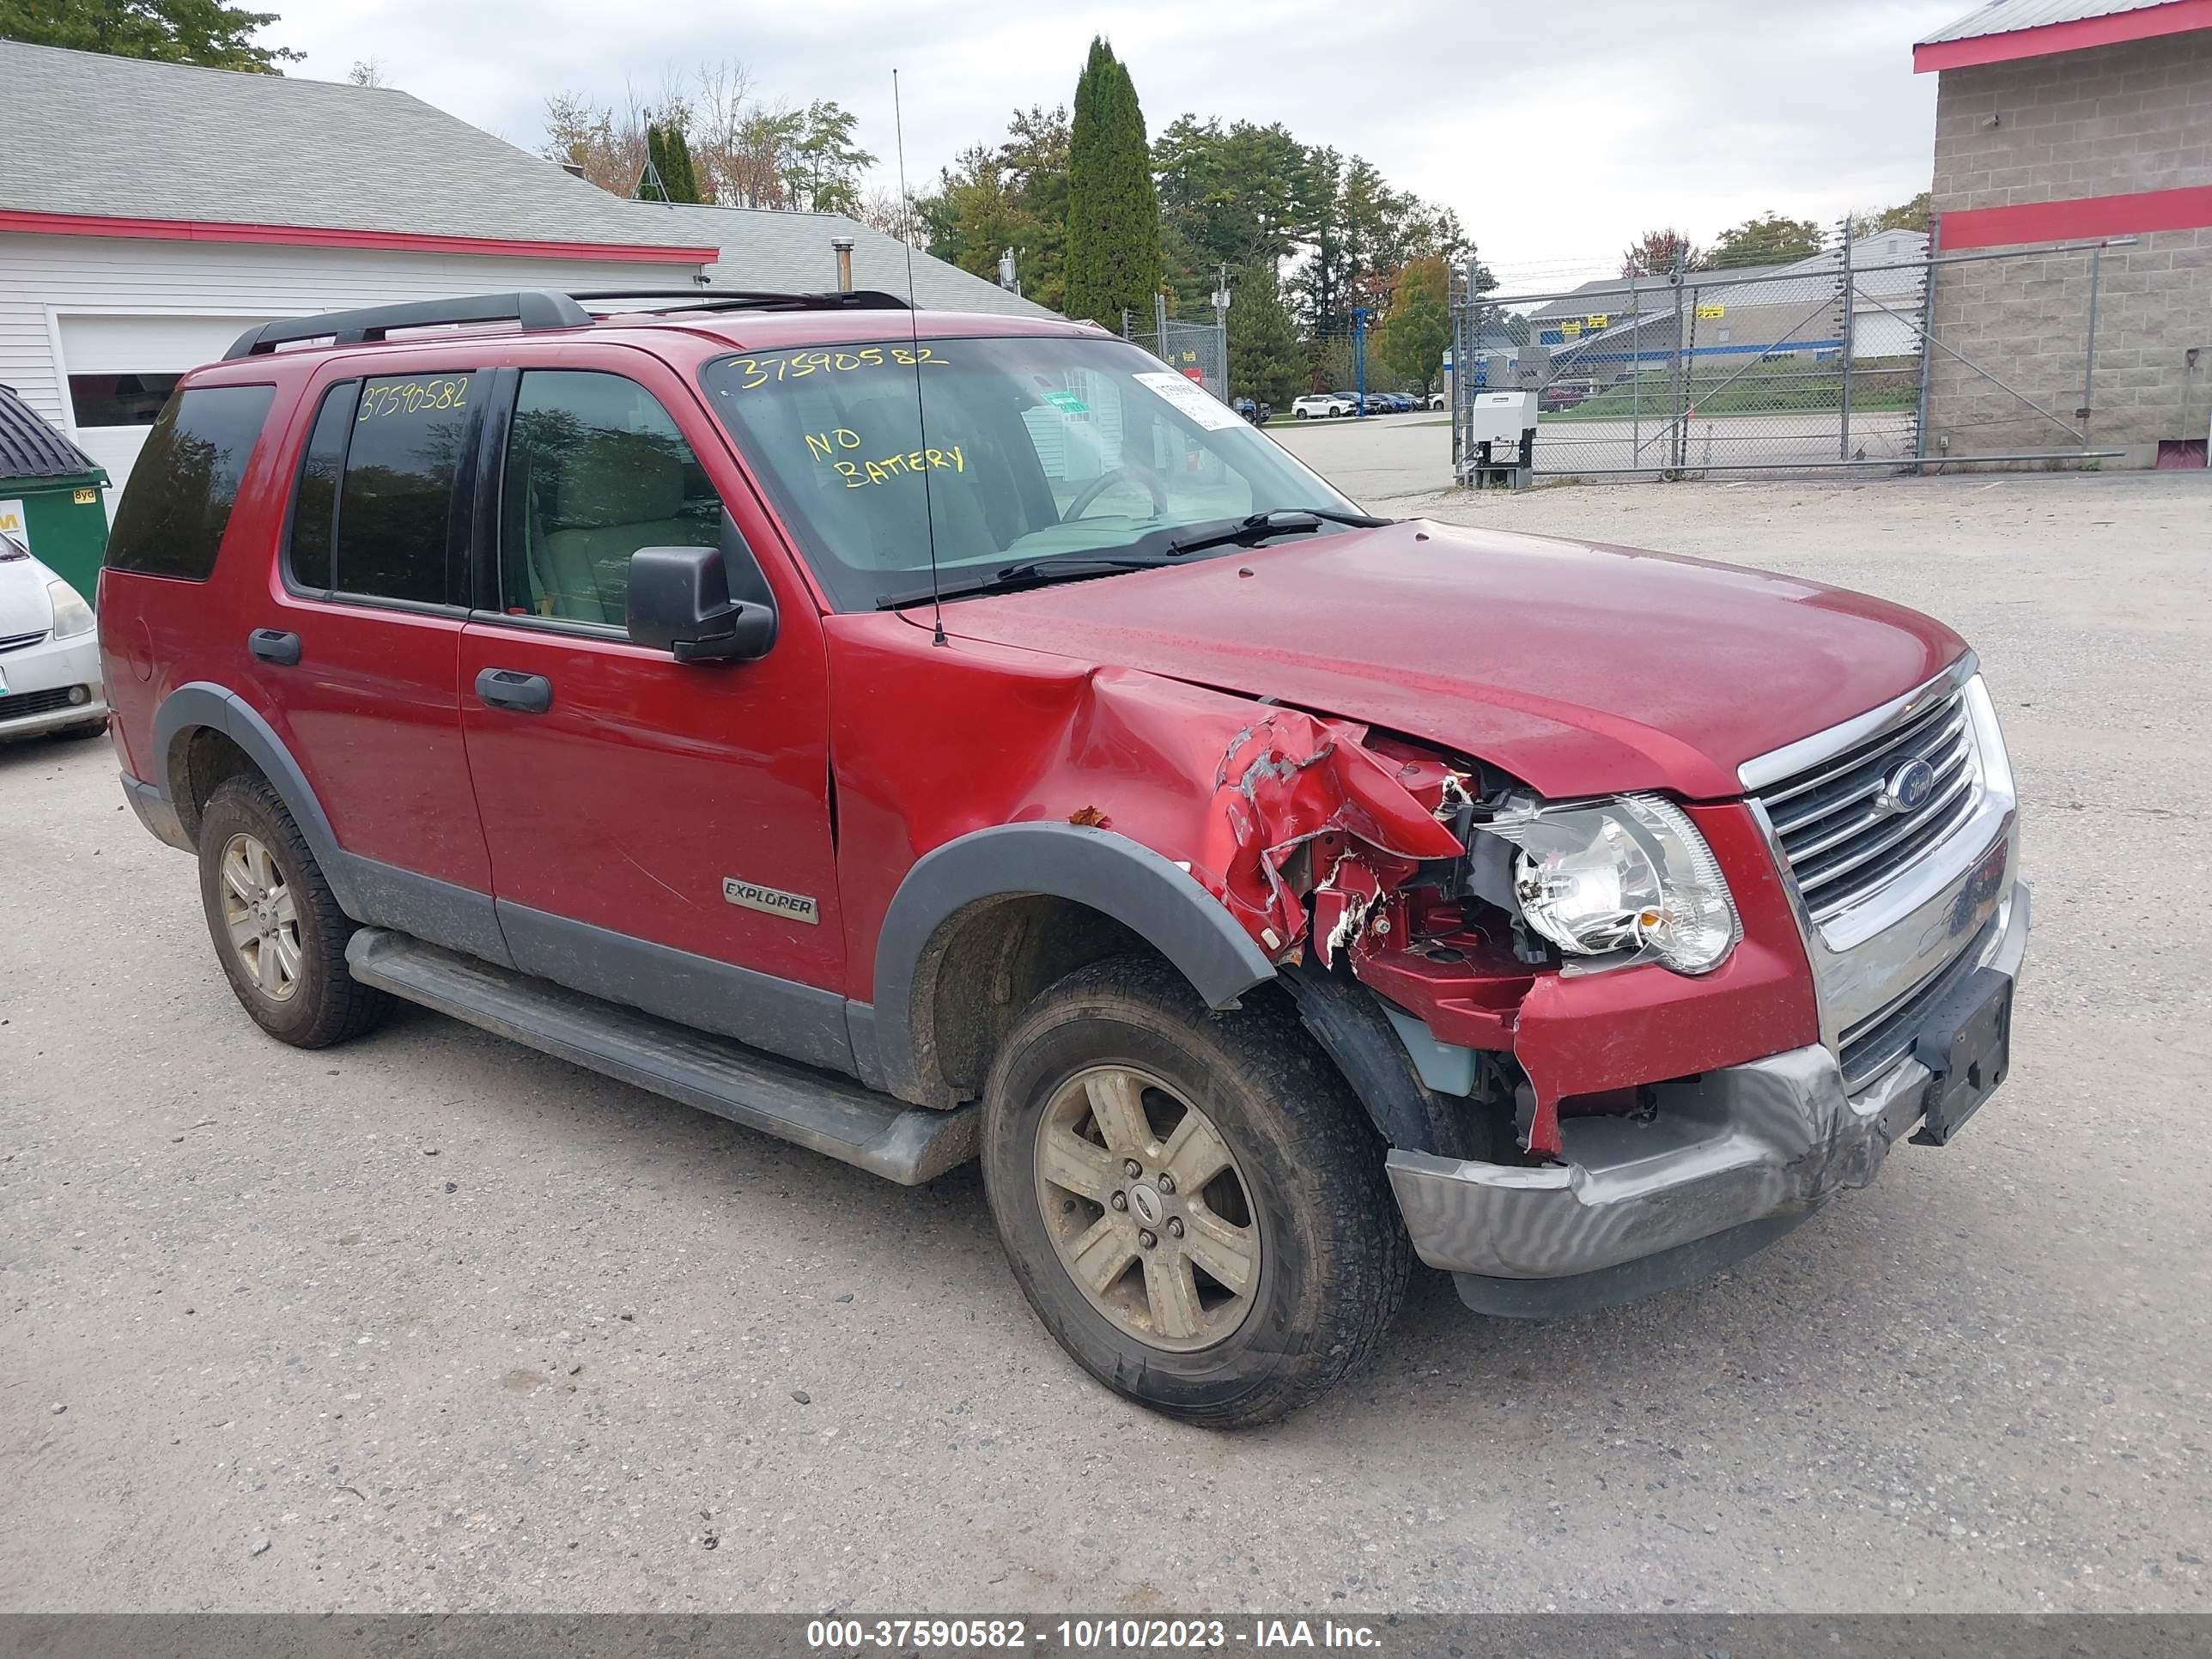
[
  {"x1": 1211, "y1": 264, "x2": 1231, "y2": 400},
  {"x1": 1352, "y1": 306, "x2": 1372, "y2": 416}
]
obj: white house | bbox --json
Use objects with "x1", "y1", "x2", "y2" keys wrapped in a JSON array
[{"x1": 0, "y1": 41, "x2": 1047, "y2": 506}]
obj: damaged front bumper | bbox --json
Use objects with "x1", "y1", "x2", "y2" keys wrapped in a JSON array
[{"x1": 1384, "y1": 881, "x2": 2029, "y2": 1317}]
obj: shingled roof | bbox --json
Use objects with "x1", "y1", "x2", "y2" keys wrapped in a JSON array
[
  {"x1": 0, "y1": 40, "x2": 712, "y2": 258},
  {"x1": 620, "y1": 202, "x2": 1060, "y2": 319},
  {"x1": 0, "y1": 386, "x2": 103, "y2": 483}
]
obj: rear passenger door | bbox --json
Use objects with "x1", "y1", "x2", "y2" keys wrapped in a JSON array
[
  {"x1": 455, "y1": 360, "x2": 849, "y2": 1073},
  {"x1": 243, "y1": 356, "x2": 505, "y2": 963}
]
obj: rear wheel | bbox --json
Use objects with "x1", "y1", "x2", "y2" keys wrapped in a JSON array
[
  {"x1": 196, "y1": 775, "x2": 390, "y2": 1048},
  {"x1": 981, "y1": 957, "x2": 1410, "y2": 1427}
]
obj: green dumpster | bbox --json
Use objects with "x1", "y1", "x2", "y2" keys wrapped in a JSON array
[{"x1": 0, "y1": 384, "x2": 110, "y2": 607}]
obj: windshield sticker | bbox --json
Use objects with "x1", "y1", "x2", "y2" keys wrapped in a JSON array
[
  {"x1": 830, "y1": 444, "x2": 966, "y2": 489},
  {"x1": 1133, "y1": 370, "x2": 1241, "y2": 431},
  {"x1": 722, "y1": 346, "x2": 949, "y2": 392},
  {"x1": 1044, "y1": 390, "x2": 1091, "y2": 416}
]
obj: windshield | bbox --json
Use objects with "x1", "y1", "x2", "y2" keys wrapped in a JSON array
[{"x1": 700, "y1": 334, "x2": 1364, "y2": 610}]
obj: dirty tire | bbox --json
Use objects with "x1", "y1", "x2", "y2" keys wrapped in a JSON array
[
  {"x1": 981, "y1": 957, "x2": 1411, "y2": 1428},
  {"x1": 197, "y1": 774, "x2": 390, "y2": 1048}
]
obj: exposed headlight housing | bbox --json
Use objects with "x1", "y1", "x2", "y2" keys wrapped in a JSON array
[
  {"x1": 1481, "y1": 793, "x2": 1740, "y2": 975},
  {"x1": 46, "y1": 580, "x2": 94, "y2": 639}
]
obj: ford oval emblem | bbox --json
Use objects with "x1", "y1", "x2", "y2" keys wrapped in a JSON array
[{"x1": 1880, "y1": 757, "x2": 1939, "y2": 815}]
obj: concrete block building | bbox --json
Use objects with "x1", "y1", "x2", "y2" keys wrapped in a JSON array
[{"x1": 1917, "y1": 0, "x2": 2212, "y2": 465}]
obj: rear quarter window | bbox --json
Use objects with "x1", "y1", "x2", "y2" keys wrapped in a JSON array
[{"x1": 105, "y1": 383, "x2": 277, "y2": 580}]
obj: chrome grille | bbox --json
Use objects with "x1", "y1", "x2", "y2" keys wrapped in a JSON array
[
  {"x1": 1755, "y1": 686, "x2": 1979, "y2": 926},
  {"x1": 0, "y1": 628, "x2": 46, "y2": 654},
  {"x1": 1838, "y1": 911, "x2": 1996, "y2": 1090}
]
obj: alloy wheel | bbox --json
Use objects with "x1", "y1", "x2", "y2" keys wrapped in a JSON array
[
  {"x1": 1031, "y1": 1063, "x2": 1261, "y2": 1352},
  {"x1": 219, "y1": 831, "x2": 301, "y2": 1002}
]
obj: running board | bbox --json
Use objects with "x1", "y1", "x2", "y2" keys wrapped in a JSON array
[{"x1": 345, "y1": 928, "x2": 976, "y2": 1185}]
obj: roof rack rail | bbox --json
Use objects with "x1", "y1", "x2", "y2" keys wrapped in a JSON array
[
  {"x1": 569, "y1": 288, "x2": 911, "y2": 314},
  {"x1": 223, "y1": 291, "x2": 592, "y2": 361}
]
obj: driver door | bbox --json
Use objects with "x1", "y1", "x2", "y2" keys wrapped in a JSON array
[{"x1": 456, "y1": 359, "x2": 851, "y2": 1073}]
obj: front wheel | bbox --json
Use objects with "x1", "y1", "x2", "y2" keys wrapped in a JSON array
[{"x1": 981, "y1": 957, "x2": 1410, "y2": 1427}]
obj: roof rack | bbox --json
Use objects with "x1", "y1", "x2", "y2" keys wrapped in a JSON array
[
  {"x1": 224, "y1": 291, "x2": 592, "y2": 360},
  {"x1": 569, "y1": 289, "x2": 911, "y2": 314},
  {"x1": 221, "y1": 286, "x2": 915, "y2": 362}
]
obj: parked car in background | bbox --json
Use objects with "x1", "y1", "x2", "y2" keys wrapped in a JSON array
[
  {"x1": 0, "y1": 530, "x2": 106, "y2": 743},
  {"x1": 1291, "y1": 392, "x2": 1353, "y2": 419},
  {"x1": 102, "y1": 288, "x2": 2027, "y2": 1429},
  {"x1": 1232, "y1": 397, "x2": 1272, "y2": 426},
  {"x1": 1428, "y1": 391, "x2": 1447, "y2": 410}
]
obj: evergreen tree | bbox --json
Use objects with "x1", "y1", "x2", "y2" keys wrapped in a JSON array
[
  {"x1": 639, "y1": 123, "x2": 674, "y2": 201},
  {"x1": 1063, "y1": 37, "x2": 1160, "y2": 326},
  {"x1": 1227, "y1": 265, "x2": 1303, "y2": 409},
  {"x1": 638, "y1": 120, "x2": 705, "y2": 204}
]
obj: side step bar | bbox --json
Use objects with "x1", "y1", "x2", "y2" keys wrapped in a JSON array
[{"x1": 346, "y1": 928, "x2": 976, "y2": 1185}]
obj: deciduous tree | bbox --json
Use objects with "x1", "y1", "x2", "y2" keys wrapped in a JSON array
[
  {"x1": 1379, "y1": 255, "x2": 1451, "y2": 391},
  {"x1": 1706, "y1": 211, "x2": 1825, "y2": 270},
  {"x1": 1620, "y1": 228, "x2": 1701, "y2": 276},
  {"x1": 1, "y1": 0, "x2": 301, "y2": 70}
]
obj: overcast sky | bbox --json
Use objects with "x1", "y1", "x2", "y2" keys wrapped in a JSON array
[{"x1": 270, "y1": 0, "x2": 1975, "y2": 293}]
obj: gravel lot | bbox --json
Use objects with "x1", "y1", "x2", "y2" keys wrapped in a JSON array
[{"x1": 4, "y1": 471, "x2": 2209, "y2": 1614}]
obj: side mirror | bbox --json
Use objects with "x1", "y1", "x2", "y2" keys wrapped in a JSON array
[{"x1": 627, "y1": 543, "x2": 777, "y2": 664}]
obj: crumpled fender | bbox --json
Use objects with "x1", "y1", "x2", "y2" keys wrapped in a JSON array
[{"x1": 1189, "y1": 710, "x2": 1463, "y2": 954}]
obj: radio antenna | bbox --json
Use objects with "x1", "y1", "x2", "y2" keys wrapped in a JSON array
[{"x1": 892, "y1": 68, "x2": 947, "y2": 647}]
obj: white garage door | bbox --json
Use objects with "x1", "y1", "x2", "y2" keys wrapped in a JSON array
[{"x1": 58, "y1": 313, "x2": 282, "y2": 501}]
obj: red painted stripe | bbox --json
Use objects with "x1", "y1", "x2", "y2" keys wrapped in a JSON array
[
  {"x1": 1914, "y1": 0, "x2": 2212, "y2": 70},
  {"x1": 1938, "y1": 183, "x2": 2212, "y2": 248},
  {"x1": 0, "y1": 209, "x2": 716, "y2": 265}
]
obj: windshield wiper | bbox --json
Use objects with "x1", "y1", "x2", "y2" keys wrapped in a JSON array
[
  {"x1": 872, "y1": 509, "x2": 1393, "y2": 611},
  {"x1": 1164, "y1": 506, "x2": 1393, "y2": 557},
  {"x1": 874, "y1": 555, "x2": 1182, "y2": 611}
]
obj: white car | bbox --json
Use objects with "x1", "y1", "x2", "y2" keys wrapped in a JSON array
[
  {"x1": 1428, "y1": 392, "x2": 1447, "y2": 410},
  {"x1": 1291, "y1": 393, "x2": 1353, "y2": 419},
  {"x1": 0, "y1": 532, "x2": 106, "y2": 743}
]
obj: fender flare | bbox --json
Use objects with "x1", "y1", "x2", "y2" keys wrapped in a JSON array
[
  {"x1": 151, "y1": 681, "x2": 363, "y2": 917},
  {"x1": 866, "y1": 823, "x2": 1276, "y2": 1102}
]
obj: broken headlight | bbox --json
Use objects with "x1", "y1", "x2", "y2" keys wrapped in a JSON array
[{"x1": 1480, "y1": 793, "x2": 1739, "y2": 975}]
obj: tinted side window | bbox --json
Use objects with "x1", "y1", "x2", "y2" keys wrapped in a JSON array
[
  {"x1": 499, "y1": 370, "x2": 720, "y2": 629},
  {"x1": 106, "y1": 384, "x2": 276, "y2": 580},
  {"x1": 286, "y1": 380, "x2": 358, "y2": 593},
  {"x1": 334, "y1": 373, "x2": 475, "y2": 605}
]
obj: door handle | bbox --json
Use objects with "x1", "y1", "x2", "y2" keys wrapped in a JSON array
[
  {"x1": 475, "y1": 666, "x2": 553, "y2": 714},
  {"x1": 248, "y1": 629, "x2": 301, "y2": 666}
]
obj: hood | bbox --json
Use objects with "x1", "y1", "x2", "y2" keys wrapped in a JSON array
[
  {"x1": 940, "y1": 520, "x2": 1965, "y2": 800},
  {"x1": 0, "y1": 549, "x2": 56, "y2": 640}
]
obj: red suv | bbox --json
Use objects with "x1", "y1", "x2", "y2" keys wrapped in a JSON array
[{"x1": 100, "y1": 289, "x2": 2027, "y2": 1425}]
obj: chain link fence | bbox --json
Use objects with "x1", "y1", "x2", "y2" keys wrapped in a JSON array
[
  {"x1": 1124, "y1": 314, "x2": 1228, "y2": 402},
  {"x1": 1452, "y1": 236, "x2": 2128, "y2": 484}
]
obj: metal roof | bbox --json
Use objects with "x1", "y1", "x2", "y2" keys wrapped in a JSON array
[
  {"x1": 1919, "y1": 0, "x2": 2179, "y2": 46},
  {"x1": 0, "y1": 385, "x2": 103, "y2": 483},
  {"x1": 1527, "y1": 263, "x2": 1795, "y2": 319},
  {"x1": 620, "y1": 204, "x2": 1058, "y2": 319},
  {"x1": 0, "y1": 40, "x2": 706, "y2": 252}
]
